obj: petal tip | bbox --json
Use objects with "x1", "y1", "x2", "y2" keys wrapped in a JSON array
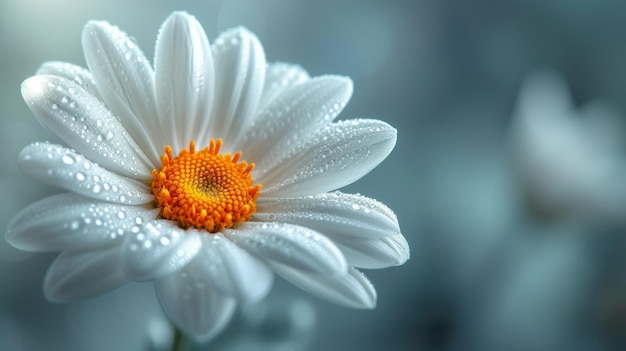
[
  {"x1": 83, "y1": 20, "x2": 112, "y2": 35},
  {"x1": 21, "y1": 75, "x2": 47, "y2": 103}
]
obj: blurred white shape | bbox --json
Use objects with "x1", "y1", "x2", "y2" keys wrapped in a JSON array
[
  {"x1": 146, "y1": 315, "x2": 174, "y2": 350},
  {"x1": 510, "y1": 69, "x2": 626, "y2": 223}
]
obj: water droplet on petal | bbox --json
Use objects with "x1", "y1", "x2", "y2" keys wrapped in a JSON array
[{"x1": 61, "y1": 155, "x2": 74, "y2": 164}]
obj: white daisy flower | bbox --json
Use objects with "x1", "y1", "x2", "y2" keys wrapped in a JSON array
[{"x1": 6, "y1": 12, "x2": 409, "y2": 339}]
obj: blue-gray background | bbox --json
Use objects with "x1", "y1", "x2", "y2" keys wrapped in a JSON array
[{"x1": 3, "y1": 0, "x2": 626, "y2": 350}]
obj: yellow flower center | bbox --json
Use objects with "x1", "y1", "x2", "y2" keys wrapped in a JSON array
[{"x1": 150, "y1": 139, "x2": 262, "y2": 233}]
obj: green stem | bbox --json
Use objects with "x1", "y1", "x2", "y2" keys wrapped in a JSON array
[{"x1": 171, "y1": 327, "x2": 191, "y2": 351}]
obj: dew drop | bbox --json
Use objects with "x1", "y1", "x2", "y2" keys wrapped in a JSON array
[
  {"x1": 70, "y1": 221, "x2": 80, "y2": 230},
  {"x1": 117, "y1": 210, "x2": 126, "y2": 219},
  {"x1": 160, "y1": 237, "x2": 170, "y2": 246},
  {"x1": 76, "y1": 172, "x2": 85, "y2": 181},
  {"x1": 61, "y1": 155, "x2": 74, "y2": 164},
  {"x1": 93, "y1": 184, "x2": 101, "y2": 193}
]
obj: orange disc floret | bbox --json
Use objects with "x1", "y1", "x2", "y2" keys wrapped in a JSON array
[{"x1": 150, "y1": 139, "x2": 262, "y2": 233}]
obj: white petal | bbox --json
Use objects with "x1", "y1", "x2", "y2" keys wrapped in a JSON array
[
  {"x1": 272, "y1": 264, "x2": 377, "y2": 309},
  {"x1": 258, "y1": 62, "x2": 309, "y2": 111},
  {"x1": 223, "y1": 222, "x2": 347, "y2": 275},
  {"x1": 187, "y1": 233, "x2": 273, "y2": 302},
  {"x1": 82, "y1": 20, "x2": 161, "y2": 165},
  {"x1": 241, "y1": 75, "x2": 353, "y2": 165},
  {"x1": 255, "y1": 192, "x2": 400, "y2": 239},
  {"x1": 156, "y1": 270, "x2": 236, "y2": 340},
  {"x1": 6, "y1": 193, "x2": 158, "y2": 252},
  {"x1": 21, "y1": 75, "x2": 153, "y2": 178},
  {"x1": 155, "y1": 12, "x2": 215, "y2": 154},
  {"x1": 18, "y1": 143, "x2": 152, "y2": 205},
  {"x1": 206, "y1": 27, "x2": 266, "y2": 147},
  {"x1": 36, "y1": 61, "x2": 100, "y2": 98},
  {"x1": 122, "y1": 221, "x2": 201, "y2": 281},
  {"x1": 258, "y1": 119, "x2": 397, "y2": 197},
  {"x1": 44, "y1": 246, "x2": 129, "y2": 302},
  {"x1": 333, "y1": 234, "x2": 410, "y2": 269}
]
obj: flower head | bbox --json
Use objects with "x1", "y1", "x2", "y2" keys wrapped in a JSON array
[{"x1": 6, "y1": 12, "x2": 409, "y2": 338}]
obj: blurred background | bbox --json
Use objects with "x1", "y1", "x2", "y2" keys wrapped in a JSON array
[{"x1": 3, "y1": 0, "x2": 626, "y2": 350}]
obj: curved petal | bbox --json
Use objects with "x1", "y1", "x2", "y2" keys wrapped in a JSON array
[
  {"x1": 156, "y1": 269, "x2": 236, "y2": 340},
  {"x1": 122, "y1": 221, "x2": 201, "y2": 281},
  {"x1": 255, "y1": 192, "x2": 400, "y2": 239},
  {"x1": 258, "y1": 119, "x2": 397, "y2": 197},
  {"x1": 155, "y1": 12, "x2": 215, "y2": 154},
  {"x1": 206, "y1": 27, "x2": 266, "y2": 147},
  {"x1": 258, "y1": 62, "x2": 309, "y2": 111},
  {"x1": 6, "y1": 193, "x2": 158, "y2": 252},
  {"x1": 21, "y1": 75, "x2": 154, "y2": 178},
  {"x1": 18, "y1": 143, "x2": 152, "y2": 205},
  {"x1": 333, "y1": 234, "x2": 410, "y2": 269},
  {"x1": 44, "y1": 246, "x2": 129, "y2": 302},
  {"x1": 36, "y1": 61, "x2": 100, "y2": 98},
  {"x1": 241, "y1": 75, "x2": 353, "y2": 165},
  {"x1": 223, "y1": 222, "x2": 347, "y2": 275},
  {"x1": 82, "y1": 20, "x2": 161, "y2": 165},
  {"x1": 272, "y1": 264, "x2": 376, "y2": 309},
  {"x1": 187, "y1": 233, "x2": 273, "y2": 302}
]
